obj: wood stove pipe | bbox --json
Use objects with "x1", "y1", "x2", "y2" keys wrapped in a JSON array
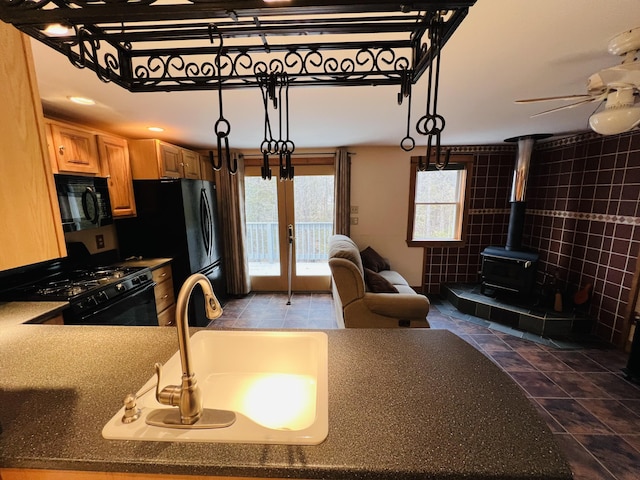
[{"x1": 504, "y1": 134, "x2": 551, "y2": 251}]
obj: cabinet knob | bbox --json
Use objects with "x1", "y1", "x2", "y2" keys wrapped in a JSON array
[
  {"x1": 161, "y1": 294, "x2": 169, "y2": 300},
  {"x1": 58, "y1": 145, "x2": 65, "y2": 155}
]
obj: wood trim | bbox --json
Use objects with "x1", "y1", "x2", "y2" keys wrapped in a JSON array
[
  {"x1": 0, "y1": 469, "x2": 298, "y2": 480},
  {"x1": 406, "y1": 154, "x2": 474, "y2": 248},
  {"x1": 623, "y1": 249, "x2": 640, "y2": 351}
]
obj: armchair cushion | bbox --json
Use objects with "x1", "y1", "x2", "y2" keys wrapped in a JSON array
[
  {"x1": 360, "y1": 246, "x2": 390, "y2": 272},
  {"x1": 364, "y1": 268, "x2": 399, "y2": 293}
]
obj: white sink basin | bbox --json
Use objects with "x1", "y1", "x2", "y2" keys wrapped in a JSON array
[{"x1": 102, "y1": 330, "x2": 328, "y2": 445}]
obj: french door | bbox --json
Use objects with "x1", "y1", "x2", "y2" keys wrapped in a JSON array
[{"x1": 245, "y1": 160, "x2": 334, "y2": 292}]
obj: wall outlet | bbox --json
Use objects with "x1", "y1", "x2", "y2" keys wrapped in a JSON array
[
  {"x1": 350, "y1": 206, "x2": 359, "y2": 214},
  {"x1": 95, "y1": 234, "x2": 105, "y2": 249},
  {"x1": 350, "y1": 217, "x2": 359, "y2": 225}
]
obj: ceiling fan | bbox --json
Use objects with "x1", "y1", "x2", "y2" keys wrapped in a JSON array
[{"x1": 516, "y1": 26, "x2": 640, "y2": 136}]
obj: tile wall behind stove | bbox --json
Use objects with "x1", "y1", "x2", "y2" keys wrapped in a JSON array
[
  {"x1": 526, "y1": 131, "x2": 640, "y2": 345},
  {"x1": 421, "y1": 131, "x2": 640, "y2": 346}
]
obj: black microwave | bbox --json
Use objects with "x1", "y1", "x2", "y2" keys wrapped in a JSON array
[{"x1": 54, "y1": 174, "x2": 113, "y2": 232}]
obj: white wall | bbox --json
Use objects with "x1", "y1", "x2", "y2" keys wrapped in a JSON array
[{"x1": 349, "y1": 146, "x2": 424, "y2": 287}]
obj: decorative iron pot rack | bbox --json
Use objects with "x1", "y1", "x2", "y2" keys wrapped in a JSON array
[{"x1": 0, "y1": 0, "x2": 475, "y2": 92}]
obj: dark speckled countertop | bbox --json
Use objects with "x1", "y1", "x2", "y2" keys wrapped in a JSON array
[{"x1": 0, "y1": 325, "x2": 571, "y2": 479}]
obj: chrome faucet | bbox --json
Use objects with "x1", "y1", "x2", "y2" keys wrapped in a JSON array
[{"x1": 146, "y1": 273, "x2": 236, "y2": 429}]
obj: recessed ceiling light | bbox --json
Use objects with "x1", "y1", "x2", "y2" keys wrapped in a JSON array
[
  {"x1": 68, "y1": 96, "x2": 96, "y2": 106},
  {"x1": 43, "y1": 24, "x2": 71, "y2": 36},
  {"x1": 147, "y1": 126, "x2": 164, "y2": 132}
]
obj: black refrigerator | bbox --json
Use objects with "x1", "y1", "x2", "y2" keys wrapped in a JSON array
[{"x1": 116, "y1": 179, "x2": 226, "y2": 326}]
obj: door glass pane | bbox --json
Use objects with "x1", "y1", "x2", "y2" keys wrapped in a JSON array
[
  {"x1": 245, "y1": 176, "x2": 280, "y2": 276},
  {"x1": 293, "y1": 175, "x2": 334, "y2": 276}
]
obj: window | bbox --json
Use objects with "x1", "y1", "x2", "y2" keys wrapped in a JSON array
[{"x1": 407, "y1": 155, "x2": 473, "y2": 247}]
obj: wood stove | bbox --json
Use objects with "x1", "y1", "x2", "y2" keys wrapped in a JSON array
[
  {"x1": 480, "y1": 246, "x2": 538, "y2": 296},
  {"x1": 480, "y1": 134, "x2": 549, "y2": 297}
]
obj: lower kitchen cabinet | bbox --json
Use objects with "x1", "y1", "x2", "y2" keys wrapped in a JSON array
[
  {"x1": 0, "y1": 469, "x2": 289, "y2": 479},
  {"x1": 151, "y1": 263, "x2": 176, "y2": 326}
]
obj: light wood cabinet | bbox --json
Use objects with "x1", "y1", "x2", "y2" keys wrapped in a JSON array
[
  {"x1": 181, "y1": 148, "x2": 201, "y2": 179},
  {"x1": 97, "y1": 135, "x2": 137, "y2": 217},
  {"x1": 0, "y1": 23, "x2": 66, "y2": 271},
  {"x1": 41, "y1": 313, "x2": 65, "y2": 325},
  {"x1": 44, "y1": 120, "x2": 137, "y2": 219},
  {"x1": 49, "y1": 123, "x2": 100, "y2": 174},
  {"x1": 151, "y1": 263, "x2": 176, "y2": 326},
  {"x1": 129, "y1": 139, "x2": 203, "y2": 180},
  {"x1": 158, "y1": 141, "x2": 183, "y2": 178},
  {"x1": 200, "y1": 153, "x2": 216, "y2": 182}
]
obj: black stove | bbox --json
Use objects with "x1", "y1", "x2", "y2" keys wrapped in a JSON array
[
  {"x1": 21, "y1": 265, "x2": 150, "y2": 299},
  {"x1": 7, "y1": 264, "x2": 157, "y2": 326}
]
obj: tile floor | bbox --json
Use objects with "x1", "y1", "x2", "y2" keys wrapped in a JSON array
[{"x1": 210, "y1": 292, "x2": 640, "y2": 480}]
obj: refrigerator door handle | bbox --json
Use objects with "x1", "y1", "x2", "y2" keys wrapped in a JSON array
[{"x1": 200, "y1": 188, "x2": 213, "y2": 257}]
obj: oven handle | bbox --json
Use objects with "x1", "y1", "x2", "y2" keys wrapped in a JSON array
[{"x1": 76, "y1": 281, "x2": 156, "y2": 322}]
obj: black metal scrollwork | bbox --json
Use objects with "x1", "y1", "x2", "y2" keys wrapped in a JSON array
[{"x1": 126, "y1": 46, "x2": 409, "y2": 91}]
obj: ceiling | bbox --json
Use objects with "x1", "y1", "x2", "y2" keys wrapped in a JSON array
[{"x1": 29, "y1": 0, "x2": 640, "y2": 151}]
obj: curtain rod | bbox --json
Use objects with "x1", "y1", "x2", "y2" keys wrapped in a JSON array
[{"x1": 242, "y1": 151, "x2": 355, "y2": 158}]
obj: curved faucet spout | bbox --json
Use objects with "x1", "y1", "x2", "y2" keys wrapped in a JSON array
[
  {"x1": 153, "y1": 273, "x2": 224, "y2": 425},
  {"x1": 176, "y1": 273, "x2": 222, "y2": 379}
]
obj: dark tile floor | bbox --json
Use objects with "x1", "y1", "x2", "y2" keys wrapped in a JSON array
[{"x1": 209, "y1": 292, "x2": 640, "y2": 480}]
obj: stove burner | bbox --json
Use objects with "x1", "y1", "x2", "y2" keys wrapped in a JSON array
[{"x1": 18, "y1": 265, "x2": 152, "y2": 302}]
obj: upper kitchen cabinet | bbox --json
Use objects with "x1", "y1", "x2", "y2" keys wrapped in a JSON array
[
  {"x1": 180, "y1": 148, "x2": 201, "y2": 179},
  {"x1": 97, "y1": 135, "x2": 137, "y2": 218},
  {"x1": 0, "y1": 23, "x2": 66, "y2": 271},
  {"x1": 48, "y1": 121, "x2": 100, "y2": 175},
  {"x1": 129, "y1": 139, "x2": 202, "y2": 179},
  {"x1": 200, "y1": 153, "x2": 216, "y2": 182}
]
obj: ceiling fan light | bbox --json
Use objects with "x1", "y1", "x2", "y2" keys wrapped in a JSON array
[{"x1": 589, "y1": 105, "x2": 640, "y2": 135}]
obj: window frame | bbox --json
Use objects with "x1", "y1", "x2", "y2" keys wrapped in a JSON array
[{"x1": 406, "y1": 154, "x2": 474, "y2": 247}]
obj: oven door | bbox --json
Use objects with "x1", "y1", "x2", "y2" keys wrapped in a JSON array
[{"x1": 66, "y1": 283, "x2": 158, "y2": 326}]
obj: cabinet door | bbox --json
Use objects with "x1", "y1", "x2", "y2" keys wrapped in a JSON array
[
  {"x1": 181, "y1": 149, "x2": 201, "y2": 179},
  {"x1": 159, "y1": 142, "x2": 182, "y2": 178},
  {"x1": 50, "y1": 124, "x2": 100, "y2": 174},
  {"x1": 200, "y1": 153, "x2": 216, "y2": 182},
  {"x1": 97, "y1": 135, "x2": 137, "y2": 217},
  {"x1": 0, "y1": 24, "x2": 66, "y2": 271}
]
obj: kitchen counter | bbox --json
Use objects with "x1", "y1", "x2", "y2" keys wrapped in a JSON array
[
  {"x1": 0, "y1": 325, "x2": 571, "y2": 479},
  {"x1": 0, "y1": 301, "x2": 68, "y2": 328}
]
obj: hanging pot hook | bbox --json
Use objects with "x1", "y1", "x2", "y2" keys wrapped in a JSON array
[
  {"x1": 399, "y1": 67, "x2": 415, "y2": 152},
  {"x1": 258, "y1": 73, "x2": 273, "y2": 180},
  {"x1": 415, "y1": 13, "x2": 450, "y2": 169},
  {"x1": 209, "y1": 24, "x2": 236, "y2": 174}
]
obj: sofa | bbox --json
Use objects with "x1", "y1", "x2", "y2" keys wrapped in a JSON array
[{"x1": 328, "y1": 234, "x2": 430, "y2": 328}]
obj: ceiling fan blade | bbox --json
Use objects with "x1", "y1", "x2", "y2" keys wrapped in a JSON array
[
  {"x1": 529, "y1": 97, "x2": 599, "y2": 118},
  {"x1": 515, "y1": 94, "x2": 593, "y2": 104},
  {"x1": 528, "y1": 91, "x2": 609, "y2": 118}
]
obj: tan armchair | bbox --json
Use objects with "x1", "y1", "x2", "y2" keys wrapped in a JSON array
[{"x1": 328, "y1": 235, "x2": 430, "y2": 328}]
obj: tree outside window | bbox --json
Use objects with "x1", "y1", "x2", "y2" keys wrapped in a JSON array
[{"x1": 407, "y1": 155, "x2": 474, "y2": 247}]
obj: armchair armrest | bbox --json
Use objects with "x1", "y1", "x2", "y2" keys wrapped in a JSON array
[{"x1": 362, "y1": 292, "x2": 430, "y2": 320}]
